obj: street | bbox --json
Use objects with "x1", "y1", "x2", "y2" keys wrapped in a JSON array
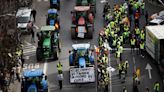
[{"x1": 20, "y1": 0, "x2": 164, "y2": 92}]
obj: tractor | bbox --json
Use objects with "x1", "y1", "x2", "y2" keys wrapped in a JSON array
[
  {"x1": 71, "y1": 6, "x2": 94, "y2": 39},
  {"x1": 69, "y1": 43, "x2": 95, "y2": 83},
  {"x1": 21, "y1": 69, "x2": 48, "y2": 92},
  {"x1": 76, "y1": 0, "x2": 96, "y2": 15},
  {"x1": 50, "y1": 0, "x2": 60, "y2": 10},
  {"x1": 36, "y1": 26, "x2": 60, "y2": 61},
  {"x1": 46, "y1": 9, "x2": 60, "y2": 32}
]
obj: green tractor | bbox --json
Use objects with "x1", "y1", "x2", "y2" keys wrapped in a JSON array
[
  {"x1": 71, "y1": 6, "x2": 94, "y2": 39},
  {"x1": 36, "y1": 26, "x2": 61, "y2": 61},
  {"x1": 76, "y1": 0, "x2": 96, "y2": 14}
]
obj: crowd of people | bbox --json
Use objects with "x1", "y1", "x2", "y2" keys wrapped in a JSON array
[
  {"x1": 98, "y1": 0, "x2": 159, "y2": 92},
  {"x1": 97, "y1": 0, "x2": 161, "y2": 92}
]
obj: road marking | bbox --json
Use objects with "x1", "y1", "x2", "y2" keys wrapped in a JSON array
[
  {"x1": 43, "y1": 60, "x2": 48, "y2": 75},
  {"x1": 123, "y1": 48, "x2": 138, "y2": 51},
  {"x1": 23, "y1": 63, "x2": 40, "y2": 70},
  {"x1": 23, "y1": 41, "x2": 36, "y2": 55},
  {"x1": 133, "y1": 56, "x2": 136, "y2": 72},
  {"x1": 34, "y1": 24, "x2": 39, "y2": 30},
  {"x1": 37, "y1": 0, "x2": 48, "y2": 2},
  {"x1": 100, "y1": 0, "x2": 107, "y2": 3},
  {"x1": 145, "y1": 63, "x2": 152, "y2": 79}
]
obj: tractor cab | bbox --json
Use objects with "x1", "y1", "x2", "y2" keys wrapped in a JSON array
[
  {"x1": 50, "y1": 0, "x2": 60, "y2": 10},
  {"x1": 69, "y1": 43, "x2": 94, "y2": 67},
  {"x1": 71, "y1": 6, "x2": 94, "y2": 25},
  {"x1": 71, "y1": 6, "x2": 94, "y2": 39},
  {"x1": 47, "y1": 9, "x2": 60, "y2": 30},
  {"x1": 21, "y1": 69, "x2": 48, "y2": 92},
  {"x1": 36, "y1": 26, "x2": 60, "y2": 61}
]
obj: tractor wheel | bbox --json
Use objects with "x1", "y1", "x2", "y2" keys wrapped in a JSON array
[
  {"x1": 53, "y1": 48, "x2": 59, "y2": 60},
  {"x1": 71, "y1": 28, "x2": 76, "y2": 39},
  {"x1": 87, "y1": 27, "x2": 93, "y2": 39},
  {"x1": 36, "y1": 48, "x2": 42, "y2": 61}
]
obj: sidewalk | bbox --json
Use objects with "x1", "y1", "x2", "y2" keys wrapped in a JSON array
[{"x1": 8, "y1": 81, "x2": 21, "y2": 92}]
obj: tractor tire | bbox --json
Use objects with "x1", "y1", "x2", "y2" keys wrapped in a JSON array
[
  {"x1": 53, "y1": 48, "x2": 59, "y2": 60},
  {"x1": 36, "y1": 48, "x2": 42, "y2": 61},
  {"x1": 71, "y1": 28, "x2": 76, "y2": 39},
  {"x1": 87, "y1": 27, "x2": 93, "y2": 39}
]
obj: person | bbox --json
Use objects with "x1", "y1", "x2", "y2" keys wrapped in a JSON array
[
  {"x1": 115, "y1": 50, "x2": 121, "y2": 64},
  {"x1": 27, "y1": 21, "x2": 35, "y2": 43},
  {"x1": 10, "y1": 67, "x2": 15, "y2": 83},
  {"x1": 41, "y1": 76, "x2": 48, "y2": 91},
  {"x1": 118, "y1": 63, "x2": 122, "y2": 79},
  {"x1": 140, "y1": 29, "x2": 145, "y2": 42},
  {"x1": 104, "y1": 84, "x2": 108, "y2": 92},
  {"x1": 145, "y1": 87, "x2": 150, "y2": 92},
  {"x1": 31, "y1": 27, "x2": 35, "y2": 43},
  {"x1": 141, "y1": 1, "x2": 145, "y2": 15},
  {"x1": 57, "y1": 71, "x2": 63, "y2": 89},
  {"x1": 130, "y1": 37, "x2": 136, "y2": 53},
  {"x1": 122, "y1": 86, "x2": 127, "y2": 92},
  {"x1": 139, "y1": 41, "x2": 145, "y2": 57},
  {"x1": 124, "y1": 59, "x2": 129, "y2": 75},
  {"x1": 57, "y1": 62, "x2": 63, "y2": 74},
  {"x1": 154, "y1": 81, "x2": 160, "y2": 92},
  {"x1": 133, "y1": 73, "x2": 139, "y2": 92},
  {"x1": 118, "y1": 45, "x2": 123, "y2": 61},
  {"x1": 27, "y1": 21, "x2": 33, "y2": 32},
  {"x1": 134, "y1": 10, "x2": 140, "y2": 27},
  {"x1": 31, "y1": 9, "x2": 37, "y2": 22},
  {"x1": 16, "y1": 65, "x2": 21, "y2": 82},
  {"x1": 145, "y1": 11, "x2": 148, "y2": 25}
]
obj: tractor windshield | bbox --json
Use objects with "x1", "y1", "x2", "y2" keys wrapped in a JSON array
[
  {"x1": 76, "y1": 11, "x2": 87, "y2": 20},
  {"x1": 77, "y1": 49, "x2": 88, "y2": 56},
  {"x1": 81, "y1": 0, "x2": 89, "y2": 6},
  {"x1": 48, "y1": 13, "x2": 57, "y2": 19}
]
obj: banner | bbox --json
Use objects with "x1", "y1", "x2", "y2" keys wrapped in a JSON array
[{"x1": 70, "y1": 67, "x2": 95, "y2": 83}]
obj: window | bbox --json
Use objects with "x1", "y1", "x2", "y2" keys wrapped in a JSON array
[{"x1": 17, "y1": 17, "x2": 30, "y2": 23}]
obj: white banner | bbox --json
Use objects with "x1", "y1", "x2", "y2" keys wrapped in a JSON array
[{"x1": 70, "y1": 67, "x2": 95, "y2": 83}]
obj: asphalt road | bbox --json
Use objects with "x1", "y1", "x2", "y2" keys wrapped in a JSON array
[{"x1": 20, "y1": 0, "x2": 164, "y2": 92}]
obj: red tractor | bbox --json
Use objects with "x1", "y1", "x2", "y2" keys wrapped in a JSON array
[{"x1": 71, "y1": 6, "x2": 94, "y2": 39}]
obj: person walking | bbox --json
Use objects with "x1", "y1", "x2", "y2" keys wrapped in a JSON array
[
  {"x1": 57, "y1": 62, "x2": 63, "y2": 74},
  {"x1": 10, "y1": 67, "x2": 15, "y2": 83},
  {"x1": 122, "y1": 86, "x2": 127, "y2": 92},
  {"x1": 139, "y1": 41, "x2": 145, "y2": 57},
  {"x1": 130, "y1": 37, "x2": 136, "y2": 53},
  {"x1": 141, "y1": 1, "x2": 145, "y2": 15},
  {"x1": 154, "y1": 81, "x2": 160, "y2": 92},
  {"x1": 16, "y1": 65, "x2": 21, "y2": 82},
  {"x1": 124, "y1": 59, "x2": 129, "y2": 75},
  {"x1": 145, "y1": 87, "x2": 150, "y2": 92},
  {"x1": 57, "y1": 71, "x2": 63, "y2": 89},
  {"x1": 118, "y1": 45, "x2": 123, "y2": 62},
  {"x1": 31, "y1": 27, "x2": 35, "y2": 43},
  {"x1": 41, "y1": 76, "x2": 48, "y2": 91},
  {"x1": 118, "y1": 63, "x2": 122, "y2": 79},
  {"x1": 31, "y1": 9, "x2": 37, "y2": 22},
  {"x1": 145, "y1": 11, "x2": 148, "y2": 25}
]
